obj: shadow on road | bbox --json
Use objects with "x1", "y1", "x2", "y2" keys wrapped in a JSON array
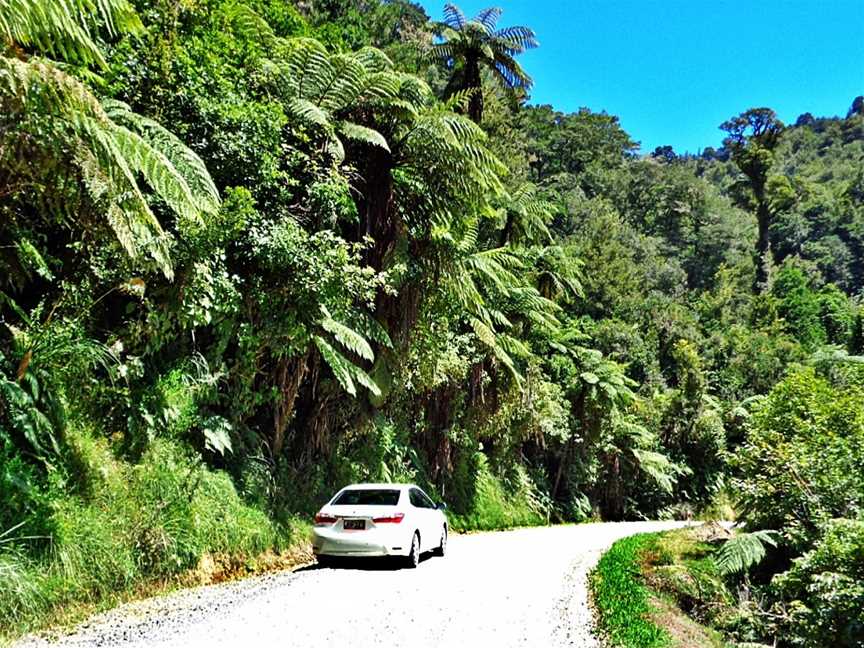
[{"x1": 299, "y1": 554, "x2": 436, "y2": 572}]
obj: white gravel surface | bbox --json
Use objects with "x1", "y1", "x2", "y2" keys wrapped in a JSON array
[{"x1": 17, "y1": 521, "x2": 692, "y2": 648}]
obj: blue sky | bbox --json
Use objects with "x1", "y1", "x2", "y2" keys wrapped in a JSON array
[{"x1": 418, "y1": 0, "x2": 864, "y2": 154}]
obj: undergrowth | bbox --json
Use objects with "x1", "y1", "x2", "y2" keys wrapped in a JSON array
[
  {"x1": 446, "y1": 454, "x2": 549, "y2": 532},
  {"x1": 0, "y1": 430, "x2": 306, "y2": 642}
]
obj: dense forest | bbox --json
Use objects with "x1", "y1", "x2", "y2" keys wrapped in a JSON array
[{"x1": 1, "y1": 0, "x2": 863, "y2": 644}]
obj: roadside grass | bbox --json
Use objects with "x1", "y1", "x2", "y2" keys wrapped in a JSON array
[
  {"x1": 0, "y1": 432, "x2": 311, "y2": 644},
  {"x1": 590, "y1": 533, "x2": 671, "y2": 648},
  {"x1": 591, "y1": 527, "x2": 736, "y2": 648}
]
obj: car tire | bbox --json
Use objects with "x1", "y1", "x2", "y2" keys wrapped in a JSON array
[
  {"x1": 433, "y1": 525, "x2": 447, "y2": 557},
  {"x1": 405, "y1": 532, "x2": 420, "y2": 569}
]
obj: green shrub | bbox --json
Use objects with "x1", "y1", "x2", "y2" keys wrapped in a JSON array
[
  {"x1": 732, "y1": 368, "x2": 864, "y2": 551},
  {"x1": 773, "y1": 518, "x2": 864, "y2": 647},
  {"x1": 447, "y1": 453, "x2": 547, "y2": 532}
]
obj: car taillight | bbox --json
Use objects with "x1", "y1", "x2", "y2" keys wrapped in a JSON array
[
  {"x1": 314, "y1": 512, "x2": 337, "y2": 526},
  {"x1": 372, "y1": 513, "x2": 405, "y2": 524}
]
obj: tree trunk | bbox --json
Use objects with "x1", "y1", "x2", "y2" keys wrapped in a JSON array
[
  {"x1": 272, "y1": 352, "x2": 309, "y2": 460},
  {"x1": 465, "y1": 55, "x2": 483, "y2": 124},
  {"x1": 357, "y1": 145, "x2": 396, "y2": 271},
  {"x1": 754, "y1": 200, "x2": 772, "y2": 290},
  {"x1": 499, "y1": 209, "x2": 515, "y2": 247}
]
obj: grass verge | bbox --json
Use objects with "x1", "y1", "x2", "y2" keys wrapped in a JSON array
[
  {"x1": 591, "y1": 527, "x2": 735, "y2": 648},
  {"x1": 590, "y1": 533, "x2": 671, "y2": 648},
  {"x1": 0, "y1": 433, "x2": 312, "y2": 645}
]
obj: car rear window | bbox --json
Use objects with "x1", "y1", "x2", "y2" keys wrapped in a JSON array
[{"x1": 332, "y1": 489, "x2": 401, "y2": 506}]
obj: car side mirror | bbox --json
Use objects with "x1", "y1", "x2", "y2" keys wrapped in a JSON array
[{"x1": 436, "y1": 502, "x2": 447, "y2": 510}]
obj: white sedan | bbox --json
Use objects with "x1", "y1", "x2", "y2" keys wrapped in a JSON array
[{"x1": 312, "y1": 483, "x2": 448, "y2": 568}]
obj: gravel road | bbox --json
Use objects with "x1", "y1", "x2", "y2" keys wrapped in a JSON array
[{"x1": 18, "y1": 521, "x2": 692, "y2": 648}]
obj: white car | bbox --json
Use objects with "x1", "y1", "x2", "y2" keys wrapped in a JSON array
[{"x1": 312, "y1": 483, "x2": 448, "y2": 568}]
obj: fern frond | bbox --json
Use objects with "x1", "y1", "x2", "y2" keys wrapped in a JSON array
[
  {"x1": 338, "y1": 122, "x2": 390, "y2": 151},
  {"x1": 314, "y1": 335, "x2": 357, "y2": 396},
  {"x1": 223, "y1": 1, "x2": 278, "y2": 49},
  {"x1": 287, "y1": 97, "x2": 331, "y2": 128},
  {"x1": 715, "y1": 530, "x2": 778, "y2": 576},
  {"x1": 474, "y1": 7, "x2": 502, "y2": 33},
  {"x1": 1, "y1": 0, "x2": 142, "y2": 67},
  {"x1": 442, "y1": 3, "x2": 467, "y2": 29},
  {"x1": 319, "y1": 310, "x2": 375, "y2": 361},
  {"x1": 631, "y1": 448, "x2": 681, "y2": 494},
  {"x1": 104, "y1": 99, "x2": 220, "y2": 217}
]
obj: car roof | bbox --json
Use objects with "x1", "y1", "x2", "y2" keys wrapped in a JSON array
[{"x1": 340, "y1": 483, "x2": 416, "y2": 491}]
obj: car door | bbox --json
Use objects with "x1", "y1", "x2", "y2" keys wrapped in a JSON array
[
  {"x1": 415, "y1": 487, "x2": 439, "y2": 548},
  {"x1": 408, "y1": 488, "x2": 434, "y2": 549}
]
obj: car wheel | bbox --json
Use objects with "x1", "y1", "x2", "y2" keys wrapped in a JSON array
[
  {"x1": 405, "y1": 532, "x2": 420, "y2": 569},
  {"x1": 433, "y1": 525, "x2": 447, "y2": 557}
]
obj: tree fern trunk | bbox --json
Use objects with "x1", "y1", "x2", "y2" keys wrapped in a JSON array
[
  {"x1": 272, "y1": 352, "x2": 308, "y2": 460},
  {"x1": 465, "y1": 55, "x2": 483, "y2": 124}
]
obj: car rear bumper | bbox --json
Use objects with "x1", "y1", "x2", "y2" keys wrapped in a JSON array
[{"x1": 312, "y1": 528, "x2": 409, "y2": 557}]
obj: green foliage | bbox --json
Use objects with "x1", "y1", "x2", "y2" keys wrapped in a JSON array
[
  {"x1": 714, "y1": 530, "x2": 777, "y2": 576},
  {"x1": 1, "y1": 0, "x2": 141, "y2": 68},
  {"x1": 2, "y1": 2, "x2": 862, "y2": 646},
  {"x1": 0, "y1": 434, "x2": 296, "y2": 636},
  {"x1": 629, "y1": 527, "x2": 743, "y2": 644},
  {"x1": 773, "y1": 518, "x2": 864, "y2": 647},
  {"x1": 732, "y1": 367, "x2": 864, "y2": 550},
  {"x1": 590, "y1": 533, "x2": 670, "y2": 648},
  {"x1": 447, "y1": 452, "x2": 547, "y2": 531}
]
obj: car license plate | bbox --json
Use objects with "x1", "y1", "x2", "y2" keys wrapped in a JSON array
[{"x1": 344, "y1": 519, "x2": 365, "y2": 530}]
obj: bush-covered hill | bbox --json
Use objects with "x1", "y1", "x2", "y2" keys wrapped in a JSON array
[{"x1": 1, "y1": 1, "x2": 862, "y2": 643}]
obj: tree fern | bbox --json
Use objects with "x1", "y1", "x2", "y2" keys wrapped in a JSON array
[
  {"x1": 431, "y1": 4, "x2": 538, "y2": 121},
  {"x1": 264, "y1": 38, "x2": 397, "y2": 163},
  {"x1": 318, "y1": 307, "x2": 375, "y2": 362},
  {"x1": 1, "y1": 57, "x2": 220, "y2": 278},
  {"x1": 715, "y1": 530, "x2": 778, "y2": 576},
  {"x1": 0, "y1": 0, "x2": 141, "y2": 67}
]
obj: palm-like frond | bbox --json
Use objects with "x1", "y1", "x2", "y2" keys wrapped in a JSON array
[
  {"x1": 493, "y1": 25, "x2": 539, "y2": 51},
  {"x1": 0, "y1": 0, "x2": 141, "y2": 67},
  {"x1": 0, "y1": 58, "x2": 220, "y2": 278},
  {"x1": 491, "y1": 51, "x2": 532, "y2": 90},
  {"x1": 313, "y1": 335, "x2": 381, "y2": 397},
  {"x1": 442, "y1": 3, "x2": 466, "y2": 29},
  {"x1": 715, "y1": 530, "x2": 778, "y2": 575},
  {"x1": 319, "y1": 307, "x2": 375, "y2": 362},
  {"x1": 338, "y1": 122, "x2": 390, "y2": 152},
  {"x1": 630, "y1": 448, "x2": 681, "y2": 494},
  {"x1": 474, "y1": 7, "x2": 502, "y2": 34},
  {"x1": 223, "y1": 1, "x2": 278, "y2": 50},
  {"x1": 104, "y1": 100, "x2": 221, "y2": 221}
]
